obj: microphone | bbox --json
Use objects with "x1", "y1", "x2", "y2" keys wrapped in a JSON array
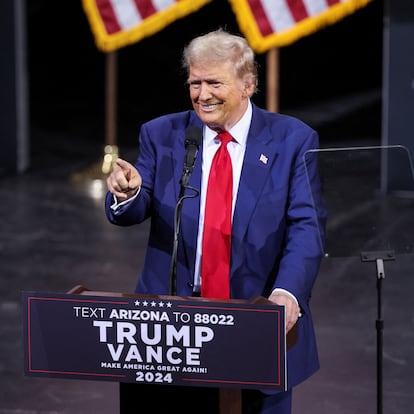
[
  {"x1": 170, "y1": 126, "x2": 203, "y2": 296},
  {"x1": 180, "y1": 126, "x2": 202, "y2": 188}
]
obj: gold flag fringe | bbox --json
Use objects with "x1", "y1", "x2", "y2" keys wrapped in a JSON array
[
  {"x1": 228, "y1": 0, "x2": 376, "y2": 54},
  {"x1": 82, "y1": 0, "x2": 213, "y2": 53}
]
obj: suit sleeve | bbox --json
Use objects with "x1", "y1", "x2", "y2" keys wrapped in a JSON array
[{"x1": 273, "y1": 130, "x2": 327, "y2": 311}]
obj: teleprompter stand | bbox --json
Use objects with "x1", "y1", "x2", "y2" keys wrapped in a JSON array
[{"x1": 23, "y1": 285, "x2": 289, "y2": 414}]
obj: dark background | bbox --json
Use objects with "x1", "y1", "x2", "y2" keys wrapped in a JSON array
[{"x1": 27, "y1": 0, "x2": 383, "y2": 163}]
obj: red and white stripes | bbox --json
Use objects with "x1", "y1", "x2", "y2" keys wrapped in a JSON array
[
  {"x1": 96, "y1": 0, "x2": 177, "y2": 34},
  {"x1": 246, "y1": 0, "x2": 343, "y2": 36}
]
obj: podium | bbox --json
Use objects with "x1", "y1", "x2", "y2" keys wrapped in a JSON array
[{"x1": 23, "y1": 286, "x2": 288, "y2": 413}]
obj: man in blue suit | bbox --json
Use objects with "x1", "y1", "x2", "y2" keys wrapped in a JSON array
[{"x1": 106, "y1": 29, "x2": 326, "y2": 414}]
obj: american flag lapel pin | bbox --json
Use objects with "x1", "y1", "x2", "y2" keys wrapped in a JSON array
[{"x1": 259, "y1": 154, "x2": 268, "y2": 165}]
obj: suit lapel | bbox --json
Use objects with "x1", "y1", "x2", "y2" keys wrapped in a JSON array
[{"x1": 232, "y1": 107, "x2": 280, "y2": 243}]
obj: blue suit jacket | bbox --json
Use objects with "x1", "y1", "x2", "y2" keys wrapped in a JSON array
[{"x1": 105, "y1": 103, "x2": 327, "y2": 389}]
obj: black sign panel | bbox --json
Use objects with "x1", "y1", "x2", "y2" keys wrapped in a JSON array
[{"x1": 23, "y1": 291, "x2": 286, "y2": 390}]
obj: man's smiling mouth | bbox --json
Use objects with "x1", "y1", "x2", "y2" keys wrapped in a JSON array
[{"x1": 199, "y1": 103, "x2": 221, "y2": 111}]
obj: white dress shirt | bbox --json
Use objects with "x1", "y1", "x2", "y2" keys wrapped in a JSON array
[{"x1": 192, "y1": 101, "x2": 251, "y2": 291}]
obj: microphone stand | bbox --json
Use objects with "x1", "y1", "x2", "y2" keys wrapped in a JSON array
[
  {"x1": 169, "y1": 171, "x2": 199, "y2": 296},
  {"x1": 169, "y1": 126, "x2": 202, "y2": 296},
  {"x1": 360, "y1": 250, "x2": 395, "y2": 414}
]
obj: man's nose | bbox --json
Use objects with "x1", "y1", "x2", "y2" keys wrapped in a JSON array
[{"x1": 198, "y1": 83, "x2": 212, "y2": 100}]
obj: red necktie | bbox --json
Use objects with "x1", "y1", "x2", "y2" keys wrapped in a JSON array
[{"x1": 201, "y1": 131, "x2": 233, "y2": 299}]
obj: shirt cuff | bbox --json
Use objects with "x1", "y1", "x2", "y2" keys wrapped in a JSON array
[{"x1": 110, "y1": 187, "x2": 140, "y2": 211}]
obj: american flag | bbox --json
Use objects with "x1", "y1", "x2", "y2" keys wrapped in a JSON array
[
  {"x1": 82, "y1": 0, "x2": 212, "y2": 52},
  {"x1": 229, "y1": 0, "x2": 375, "y2": 53},
  {"x1": 82, "y1": 0, "x2": 375, "y2": 53}
]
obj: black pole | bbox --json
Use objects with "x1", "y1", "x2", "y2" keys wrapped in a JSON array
[
  {"x1": 361, "y1": 250, "x2": 395, "y2": 414},
  {"x1": 169, "y1": 194, "x2": 184, "y2": 296},
  {"x1": 169, "y1": 184, "x2": 200, "y2": 296},
  {"x1": 375, "y1": 258, "x2": 384, "y2": 414}
]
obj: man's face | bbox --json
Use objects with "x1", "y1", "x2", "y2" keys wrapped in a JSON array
[{"x1": 188, "y1": 60, "x2": 253, "y2": 132}]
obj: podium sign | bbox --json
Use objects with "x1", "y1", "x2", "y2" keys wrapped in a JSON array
[{"x1": 23, "y1": 290, "x2": 286, "y2": 391}]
